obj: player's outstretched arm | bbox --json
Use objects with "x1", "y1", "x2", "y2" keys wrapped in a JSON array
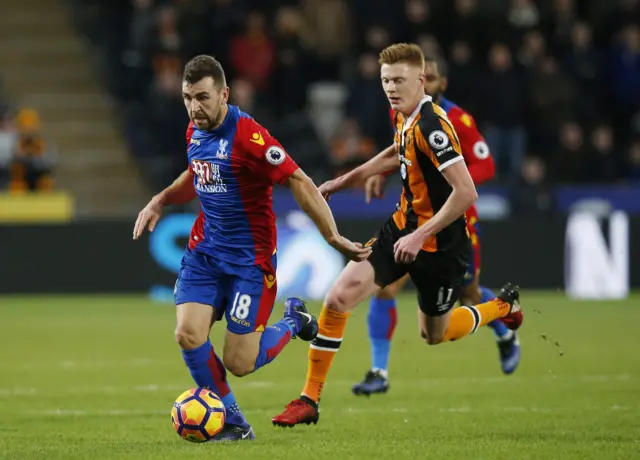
[
  {"x1": 133, "y1": 168, "x2": 196, "y2": 240},
  {"x1": 319, "y1": 144, "x2": 398, "y2": 199},
  {"x1": 286, "y1": 169, "x2": 372, "y2": 262}
]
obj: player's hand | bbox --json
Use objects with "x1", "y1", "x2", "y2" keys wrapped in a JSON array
[
  {"x1": 318, "y1": 179, "x2": 339, "y2": 201},
  {"x1": 393, "y1": 231, "x2": 425, "y2": 264},
  {"x1": 329, "y1": 235, "x2": 372, "y2": 262},
  {"x1": 133, "y1": 197, "x2": 164, "y2": 240},
  {"x1": 365, "y1": 174, "x2": 386, "y2": 203}
]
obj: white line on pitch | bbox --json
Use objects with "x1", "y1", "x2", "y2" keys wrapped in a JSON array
[
  {"x1": 0, "y1": 373, "x2": 633, "y2": 398},
  {"x1": 26, "y1": 405, "x2": 634, "y2": 418}
]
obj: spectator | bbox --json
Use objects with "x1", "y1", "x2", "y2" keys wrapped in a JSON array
[
  {"x1": 330, "y1": 118, "x2": 377, "y2": 179},
  {"x1": 446, "y1": 40, "x2": 480, "y2": 113},
  {"x1": 528, "y1": 56, "x2": 577, "y2": 152},
  {"x1": 626, "y1": 137, "x2": 640, "y2": 182},
  {"x1": 563, "y1": 22, "x2": 602, "y2": 119},
  {"x1": 299, "y1": 0, "x2": 351, "y2": 80},
  {"x1": 543, "y1": 0, "x2": 579, "y2": 56},
  {"x1": 518, "y1": 29, "x2": 547, "y2": 68},
  {"x1": 586, "y1": 122, "x2": 621, "y2": 182},
  {"x1": 511, "y1": 155, "x2": 553, "y2": 215},
  {"x1": 229, "y1": 11, "x2": 275, "y2": 92},
  {"x1": 0, "y1": 107, "x2": 16, "y2": 189},
  {"x1": 400, "y1": 0, "x2": 437, "y2": 44},
  {"x1": 12, "y1": 109, "x2": 56, "y2": 192},
  {"x1": 552, "y1": 121, "x2": 589, "y2": 182},
  {"x1": 480, "y1": 42, "x2": 528, "y2": 179},
  {"x1": 229, "y1": 78, "x2": 273, "y2": 125},
  {"x1": 507, "y1": 0, "x2": 540, "y2": 32},
  {"x1": 346, "y1": 53, "x2": 391, "y2": 148},
  {"x1": 271, "y1": 6, "x2": 310, "y2": 116},
  {"x1": 609, "y1": 23, "x2": 640, "y2": 142}
]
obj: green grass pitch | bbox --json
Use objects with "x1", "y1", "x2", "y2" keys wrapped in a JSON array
[{"x1": 0, "y1": 292, "x2": 639, "y2": 460}]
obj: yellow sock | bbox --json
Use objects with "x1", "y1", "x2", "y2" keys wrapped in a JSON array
[
  {"x1": 302, "y1": 307, "x2": 350, "y2": 403},
  {"x1": 442, "y1": 298, "x2": 511, "y2": 342}
]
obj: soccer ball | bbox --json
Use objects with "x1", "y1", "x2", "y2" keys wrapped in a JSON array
[{"x1": 171, "y1": 388, "x2": 226, "y2": 442}]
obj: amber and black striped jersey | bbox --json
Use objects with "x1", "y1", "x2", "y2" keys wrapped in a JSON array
[{"x1": 392, "y1": 95, "x2": 468, "y2": 252}]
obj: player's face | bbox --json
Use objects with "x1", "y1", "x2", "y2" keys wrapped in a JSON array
[
  {"x1": 381, "y1": 62, "x2": 425, "y2": 116},
  {"x1": 182, "y1": 77, "x2": 229, "y2": 130},
  {"x1": 422, "y1": 62, "x2": 447, "y2": 101}
]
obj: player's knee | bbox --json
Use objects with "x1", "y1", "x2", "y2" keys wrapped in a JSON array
[
  {"x1": 174, "y1": 325, "x2": 206, "y2": 351},
  {"x1": 324, "y1": 285, "x2": 354, "y2": 313},
  {"x1": 376, "y1": 286, "x2": 397, "y2": 300},
  {"x1": 419, "y1": 328, "x2": 444, "y2": 345},
  {"x1": 425, "y1": 334, "x2": 444, "y2": 345},
  {"x1": 459, "y1": 286, "x2": 481, "y2": 306},
  {"x1": 222, "y1": 354, "x2": 254, "y2": 378}
]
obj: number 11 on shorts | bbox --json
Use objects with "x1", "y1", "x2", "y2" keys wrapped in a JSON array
[{"x1": 230, "y1": 292, "x2": 252, "y2": 320}]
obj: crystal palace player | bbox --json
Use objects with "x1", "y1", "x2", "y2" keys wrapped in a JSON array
[
  {"x1": 133, "y1": 55, "x2": 371, "y2": 441},
  {"x1": 272, "y1": 43, "x2": 523, "y2": 427},
  {"x1": 351, "y1": 56, "x2": 521, "y2": 396}
]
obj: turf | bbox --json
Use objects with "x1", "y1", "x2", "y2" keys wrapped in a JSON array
[{"x1": 0, "y1": 292, "x2": 638, "y2": 460}]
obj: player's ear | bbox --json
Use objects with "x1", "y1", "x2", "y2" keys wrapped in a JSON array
[
  {"x1": 441, "y1": 77, "x2": 448, "y2": 93},
  {"x1": 221, "y1": 86, "x2": 230, "y2": 105}
]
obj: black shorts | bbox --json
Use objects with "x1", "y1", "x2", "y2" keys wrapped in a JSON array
[{"x1": 367, "y1": 218, "x2": 471, "y2": 317}]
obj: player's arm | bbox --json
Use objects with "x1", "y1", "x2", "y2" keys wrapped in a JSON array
[
  {"x1": 155, "y1": 168, "x2": 197, "y2": 206},
  {"x1": 134, "y1": 123, "x2": 198, "y2": 239},
  {"x1": 286, "y1": 169, "x2": 340, "y2": 244},
  {"x1": 238, "y1": 116, "x2": 371, "y2": 261},
  {"x1": 415, "y1": 119, "x2": 477, "y2": 239},
  {"x1": 286, "y1": 169, "x2": 371, "y2": 261},
  {"x1": 453, "y1": 110, "x2": 495, "y2": 185},
  {"x1": 319, "y1": 144, "x2": 398, "y2": 198},
  {"x1": 418, "y1": 161, "x2": 477, "y2": 238},
  {"x1": 133, "y1": 168, "x2": 196, "y2": 239}
]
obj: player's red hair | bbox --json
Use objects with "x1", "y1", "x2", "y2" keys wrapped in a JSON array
[{"x1": 378, "y1": 43, "x2": 425, "y2": 69}]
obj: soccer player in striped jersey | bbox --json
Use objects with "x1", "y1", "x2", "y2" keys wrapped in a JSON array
[
  {"x1": 272, "y1": 44, "x2": 523, "y2": 427},
  {"x1": 351, "y1": 56, "x2": 521, "y2": 397}
]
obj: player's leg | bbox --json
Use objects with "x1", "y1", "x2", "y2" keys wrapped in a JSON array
[
  {"x1": 418, "y1": 281, "x2": 521, "y2": 344},
  {"x1": 352, "y1": 273, "x2": 408, "y2": 396},
  {"x1": 221, "y1": 259, "x2": 318, "y2": 379},
  {"x1": 460, "y1": 225, "x2": 512, "y2": 340},
  {"x1": 174, "y1": 251, "x2": 247, "y2": 438},
  {"x1": 458, "y1": 238, "x2": 520, "y2": 374},
  {"x1": 460, "y1": 276, "x2": 520, "y2": 374},
  {"x1": 411, "y1": 243, "x2": 522, "y2": 345},
  {"x1": 272, "y1": 259, "x2": 381, "y2": 426},
  {"x1": 273, "y1": 220, "x2": 408, "y2": 426}
]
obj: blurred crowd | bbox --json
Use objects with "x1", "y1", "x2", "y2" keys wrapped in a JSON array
[
  {"x1": 0, "y1": 85, "x2": 56, "y2": 192},
  {"x1": 70, "y1": 0, "x2": 639, "y2": 202}
]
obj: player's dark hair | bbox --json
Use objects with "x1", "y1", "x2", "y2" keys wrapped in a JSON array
[
  {"x1": 424, "y1": 55, "x2": 449, "y2": 78},
  {"x1": 183, "y1": 55, "x2": 227, "y2": 88}
]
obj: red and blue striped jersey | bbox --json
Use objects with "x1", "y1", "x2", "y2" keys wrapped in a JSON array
[{"x1": 185, "y1": 105, "x2": 298, "y2": 266}]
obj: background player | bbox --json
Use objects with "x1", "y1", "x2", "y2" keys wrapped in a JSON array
[
  {"x1": 352, "y1": 56, "x2": 521, "y2": 397},
  {"x1": 272, "y1": 43, "x2": 522, "y2": 428},
  {"x1": 133, "y1": 55, "x2": 371, "y2": 441}
]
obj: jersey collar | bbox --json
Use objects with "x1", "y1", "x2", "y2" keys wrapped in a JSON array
[{"x1": 402, "y1": 95, "x2": 432, "y2": 139}]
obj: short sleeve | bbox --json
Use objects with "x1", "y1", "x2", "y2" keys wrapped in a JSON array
[
  {"x1": 236, "y1": 116, "x2": 299, "y2": 184},
  {"x1": 415, "y1": 113, "x2": 463, "y2": 172}
]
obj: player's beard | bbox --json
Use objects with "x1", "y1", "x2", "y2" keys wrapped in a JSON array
[{"x1": 192, "y1": 113, "x2": 210, "y2": 129}]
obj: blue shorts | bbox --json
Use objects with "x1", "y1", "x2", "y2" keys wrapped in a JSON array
[
  {"x1": 463, "y1": 220, "x2": 481, "y2": 287},
  {"x1": 174, "y1": 249, "x2": 277, "y2": 334}
]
